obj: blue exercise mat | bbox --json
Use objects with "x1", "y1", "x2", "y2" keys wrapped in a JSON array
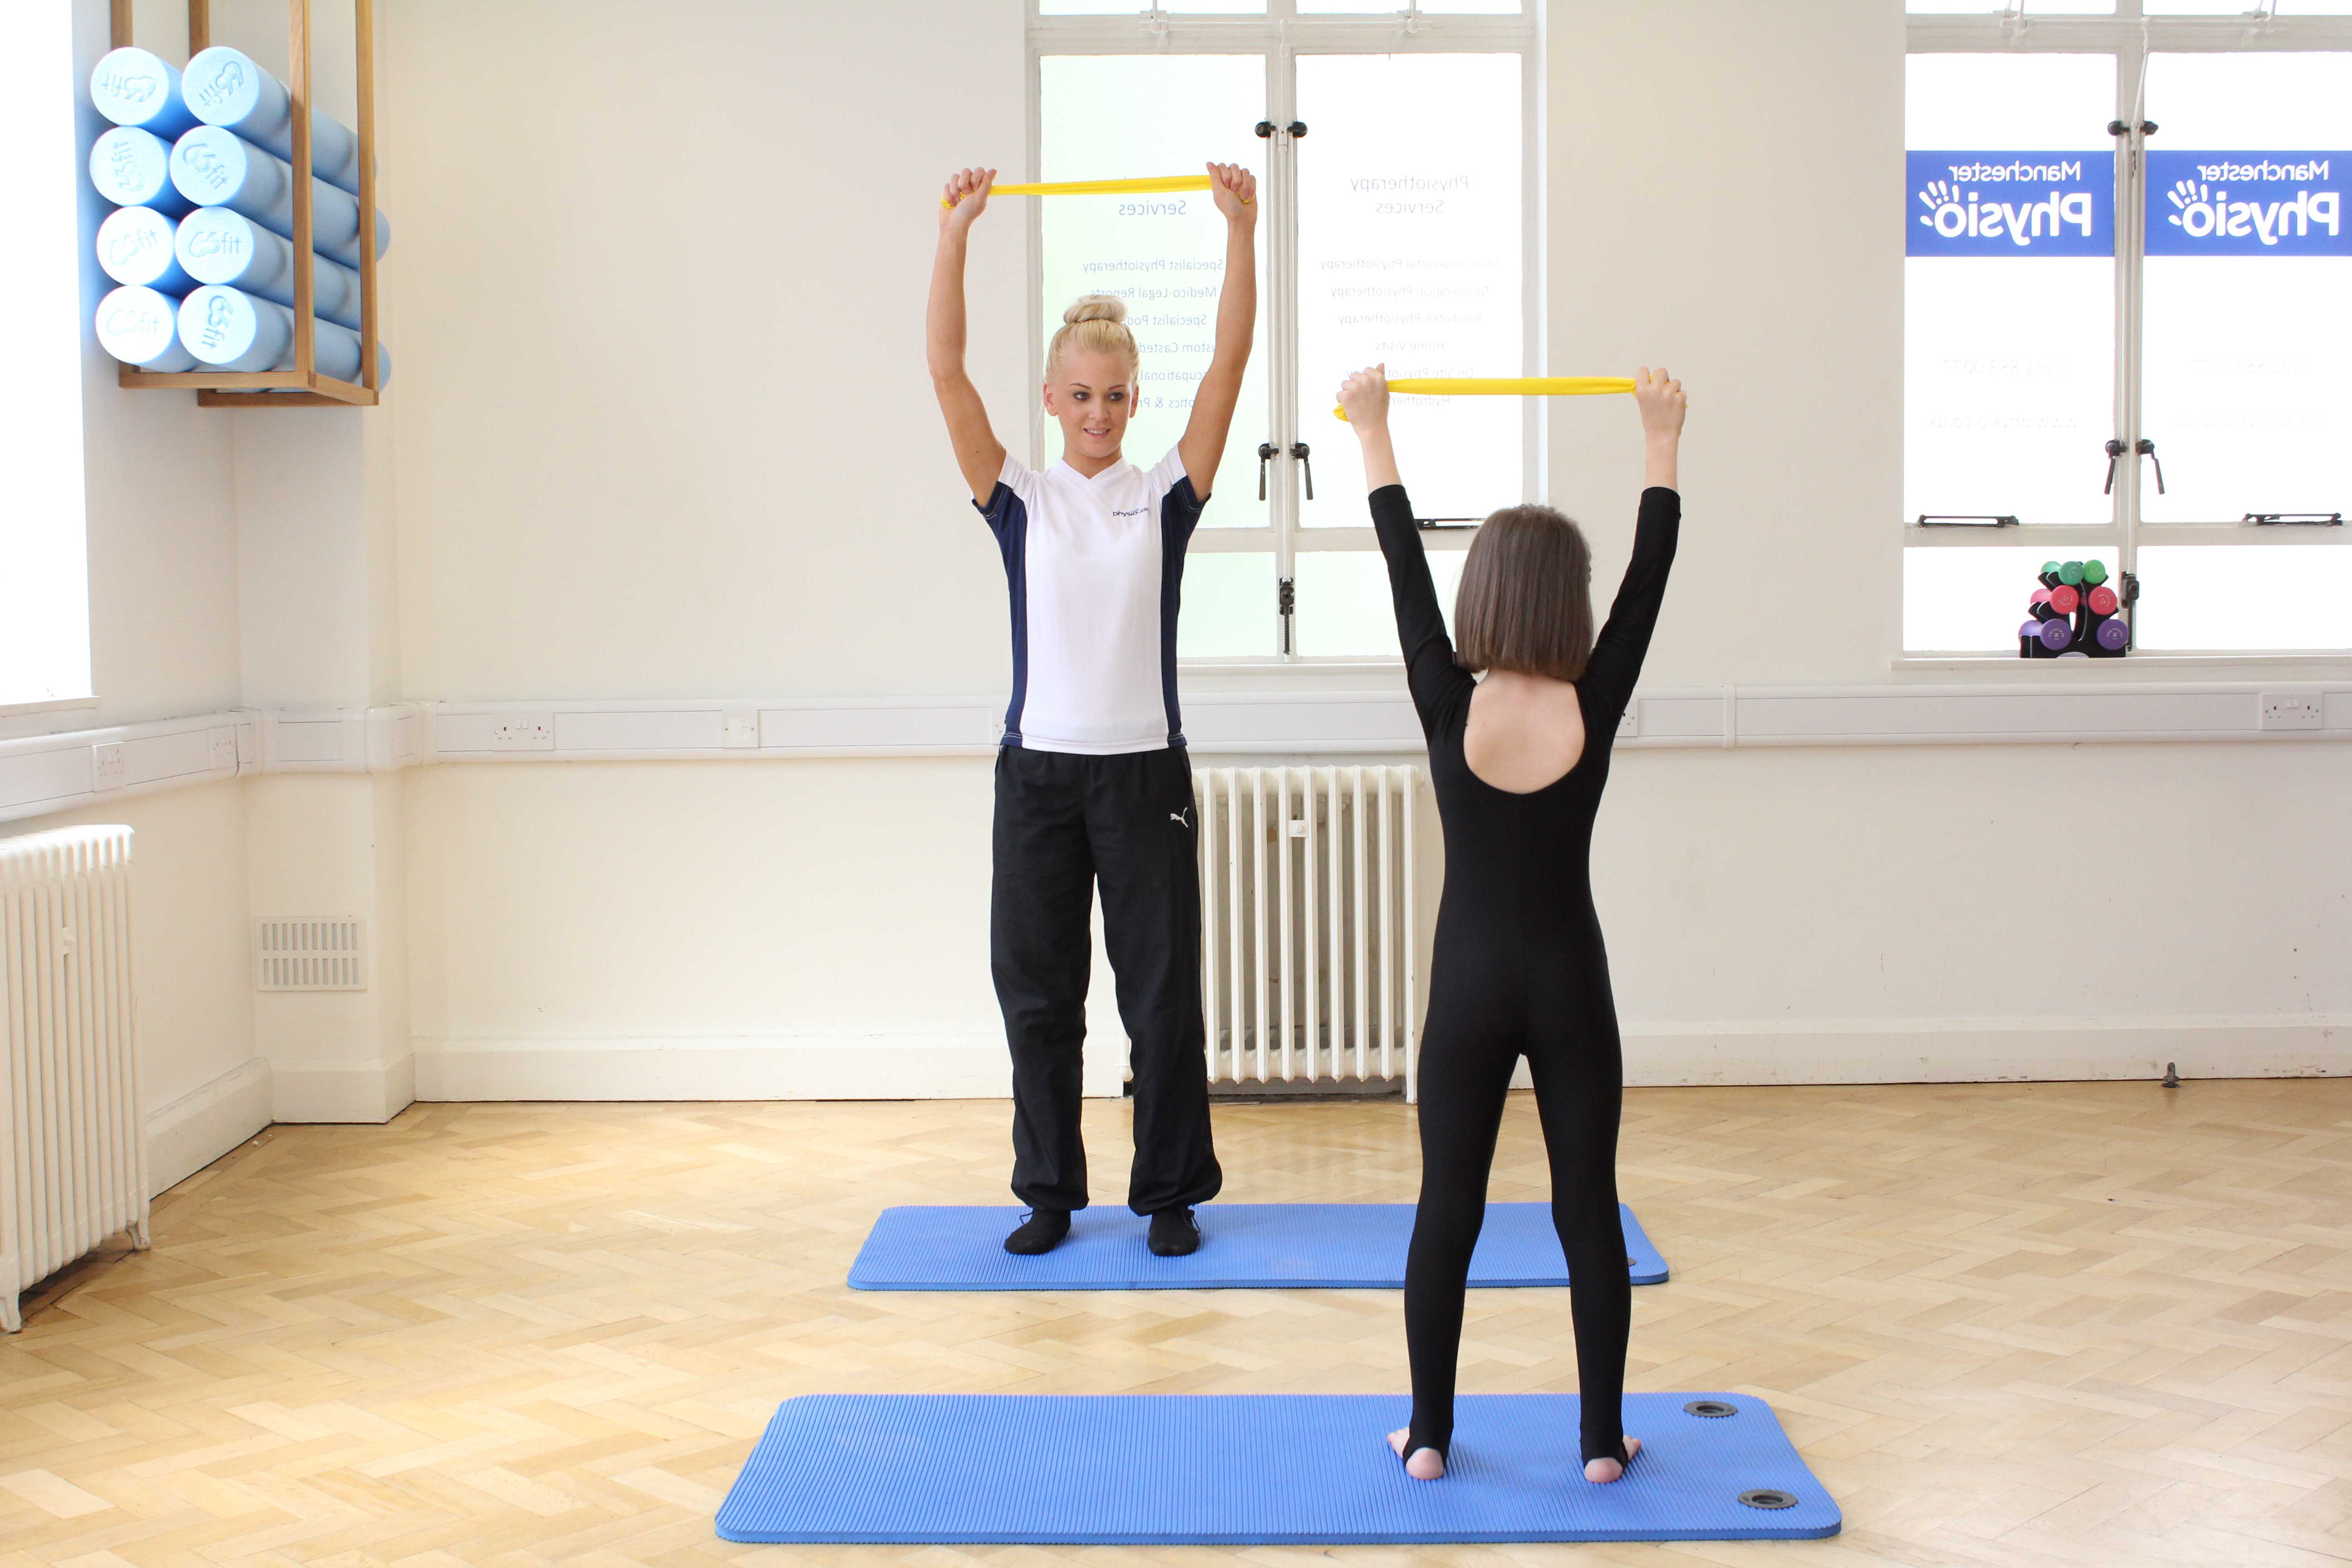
[
  {"x1": 848, "y1": 1201, "x2": 1666, "y2": 1290},
  {"x1": 716, "y1": 1392, "x2": 1838, "y2": 1544}
]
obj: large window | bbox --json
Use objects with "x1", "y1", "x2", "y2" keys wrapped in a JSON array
[
  {"x1": 0, "y1": 2, "x2": 93, "y2": 709},
  {"x1": 1032, "y1": 1, "x2": 1537, "y2": 661},
  {"x1": 1904, "y1": 5, "x2": 2352, "y2": 654}
]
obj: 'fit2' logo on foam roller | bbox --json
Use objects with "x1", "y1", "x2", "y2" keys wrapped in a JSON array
[
  {"x1": 1906, "y1": 153, "x2": 2113, "y2": 255},
  {"x1": 2147, "y1": 153, "x2": 2346, "y2": 255}
]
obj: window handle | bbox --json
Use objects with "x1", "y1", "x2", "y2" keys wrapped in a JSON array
[
  {"x1": 2104, "y1": 438, "x2": 2125, "y2": 496},
  {"x1": 2137, "y1": 438, "x2": 2165, "y2": 497},
  {"x1": 1290, "y1": 441, "x2": 1314, "y2": 501},
  {"x1": 1258, "y1": 441, "x2": 1276, "y2": 501}
]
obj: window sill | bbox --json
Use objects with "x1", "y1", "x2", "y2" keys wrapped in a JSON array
[{"x1": 1893, "y1": 652, "x2": 2352, "y2": 672}]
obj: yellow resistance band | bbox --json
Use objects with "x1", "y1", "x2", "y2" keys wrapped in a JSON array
[
  {"x1": 1333, "y1": 377, "x2": 1635, "y2": 420},
  {"x1": 944, "y1": 175, "x2": 1215, "y2": 207}
]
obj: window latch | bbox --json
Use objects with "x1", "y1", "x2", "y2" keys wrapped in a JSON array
[
  {"x1": 1278, "y1": 575, "x2": 1295, "y2": 655},
  {"x1": 2105, "y1": 118, "x2": 2158, "y2": 137},
  {"x1": 1289, "y1": 441, "x2": 1314, "y2": 501},
  {"x1": 2103, "y1": 438, "x2": 2166, "y2": 496},
  {"x1": 1254, "y1": 120, "x2": 1307, "y2": 140},
  {"x1": 1258, "y1": 441, "x2": 1276, "y2": 500}
]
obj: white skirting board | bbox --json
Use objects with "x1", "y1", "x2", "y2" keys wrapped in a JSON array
[
  {"x1": 145, "y1": 1058, "x2": 272, "y2": 1193},
  {"x1": 416, "y1": 1019, "x2": 2343, "y2": 1104},
  {"x1": 1614, "y1": 1016, "x2": 2348, "y2": 1086},
  {"x1": 413, "y1": 1036, "x2": 1016, "y2": 1102},
  {"x1": 269, "y1": 1054, "x2": 416, "y2": 1125}
]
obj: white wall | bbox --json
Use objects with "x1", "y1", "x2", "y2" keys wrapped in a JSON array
[{"x1": 387, "y1": 0, "x2": 1030, "y2": 701}]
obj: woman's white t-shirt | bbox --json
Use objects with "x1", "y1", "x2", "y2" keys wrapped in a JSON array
[{"x1": 976, "y1": 446, "x2": 1205, "y2": 755}]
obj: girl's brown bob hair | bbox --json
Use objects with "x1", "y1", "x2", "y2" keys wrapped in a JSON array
[{"x1": 1451, "y1": 505, "x2": 1595, "y2": 681}]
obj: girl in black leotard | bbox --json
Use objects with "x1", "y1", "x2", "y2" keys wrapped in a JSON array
[{"x1": 1335, "y1": 363, "x2": 1686, "y2": 1486}]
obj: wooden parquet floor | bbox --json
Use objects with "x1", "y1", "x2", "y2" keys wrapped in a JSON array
[{"x1": 2, "y1": 1079, "x2": 2347, "y2": 1567}]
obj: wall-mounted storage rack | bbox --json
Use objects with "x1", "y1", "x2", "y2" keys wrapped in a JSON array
[{"x1": 108, "y1": 0, "x2": 379, "y2": 408}]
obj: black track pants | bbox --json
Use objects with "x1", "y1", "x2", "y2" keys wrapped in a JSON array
[{"x1": 990, "y1": 744, "x2": 1222, "y2": 1215}]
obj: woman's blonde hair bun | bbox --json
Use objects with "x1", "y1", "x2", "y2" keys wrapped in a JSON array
[
  {"x1": 1063, "y1": 294, "x2": 1128, "y2": 326},
  {"x1": 1049, "y1": 294, "x2": 1140, "y2": 378}
]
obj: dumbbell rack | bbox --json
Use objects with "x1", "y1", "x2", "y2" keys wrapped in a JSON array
[{"x1": 107, "y1": 0, "x2": 380, "y2": 408}]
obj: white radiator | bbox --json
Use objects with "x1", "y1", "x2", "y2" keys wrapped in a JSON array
[
  {"x1": 1, "y1": 826, "x2": 149, "y2": 1333},
  {"x1": 1195, "y1": 766, "x2": 1421, "y2": 1099}
]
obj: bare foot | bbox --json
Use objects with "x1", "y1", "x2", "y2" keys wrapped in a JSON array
[
  {"x1": 1387, "y1": 1427, "x2": 1446, "y2": 1480},
  {"x1": 1584, "y1": 1436, "x2": 1641, "y2": 1483}
]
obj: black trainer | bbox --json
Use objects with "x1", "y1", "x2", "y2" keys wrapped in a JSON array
[
  {"x1": 1004, "y1": 1208, "x2": 1070, "y2": 1255},
  {"x1": 1147, "y1": 1207, "x2": 1200, "y2": 1257}
]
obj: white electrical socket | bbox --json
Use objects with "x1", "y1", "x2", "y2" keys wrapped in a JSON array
[
  {"x1": 489, "y1": 718, "x2": 554, "y2": 751},
  {"x1": 91, "y1": 742, "x2": 125, "y2": 789},
  {"x1": 722, "y1": 710, "x2": 760, "y2": 749},
  {"x1": 209, "y1": 727, "x2": 238, "y2": 771},
  {"x1": 1617, "y1": 705, "x2": 1641, "y2": 738},
  {"x1": 2259, "y1": 693, "x2": 2323, "y2": 731}
]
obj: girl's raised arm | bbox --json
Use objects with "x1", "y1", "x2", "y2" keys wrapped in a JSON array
[
  {"x1": 1341, "y1": 365, "x2": 1471, "y2": 733},
  {"x1": 930, "y1": 167, "x2": 1009, "y2": 505},
  {"x1": 1177, "y1": 162, "x2": 1259, "y2": 496}
]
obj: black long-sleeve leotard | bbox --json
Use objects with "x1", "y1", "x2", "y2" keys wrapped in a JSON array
[{"x1": 1371, "y1": 481, "x2": 1680, "y2": 1470}]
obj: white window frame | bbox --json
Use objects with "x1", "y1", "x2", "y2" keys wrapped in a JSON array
[
  {"x1": 1028, "y1": 0, "x2": 1543, "y2": 664},
  {"x1": 1906, "y1": 0, "x2": 2352, "y2": 657}
]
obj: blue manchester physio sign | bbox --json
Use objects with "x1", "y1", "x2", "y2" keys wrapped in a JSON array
[
  {"x1": 2146, "y1": 152, "x2": 2347, "y2": 256},
  {"x1": 1907, "y1": 152, "x2": 2115, "y2": 257}
]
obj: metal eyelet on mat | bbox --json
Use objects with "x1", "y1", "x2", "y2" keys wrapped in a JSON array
[
  {"x1": 1739, "y1": 1489, "x2": 1798, "y2": 1510},
  {"x1": 1684, "y1": 1399, "x2": 1737, "y2": 1418}
]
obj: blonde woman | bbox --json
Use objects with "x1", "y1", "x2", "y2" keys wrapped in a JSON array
[{"x1": 927, "y1": 161, "x2": 1258, "y2": 1257}]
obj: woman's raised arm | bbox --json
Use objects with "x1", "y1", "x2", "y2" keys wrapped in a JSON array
[
  {"x1": 929, "y1": 166, "x2": 1009, "y2": 505},
  {"x1": 1176, "y1": 162, "x2": 1259, "y2": 496}
]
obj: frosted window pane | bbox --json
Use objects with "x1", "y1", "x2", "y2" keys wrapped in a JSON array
[
  {"x1": 1178, "y1": 553, "x2": 1278, "y2": 658},
  {"x1": 1040, "y1": 55, "x2": 1269, "y2": 529},
  {"x1": 1042, "y1": 0, "x2": 1266, "y2": 13},
  {"x1": 1300, "y1": 0, "x2": 1521, "y2": 11},
  {"x1": 1904, "y1": 547, "x2": 2119, "y2": 653},
  {"x1": 1905, "y1": 55, "x2": 2116, "y2": 528},
  {"x1": 2137, "y1": 546, "x2": 2352, "y2": 650},
  {"x1": 1909, "y1": 1, "x2": 2110, "y2": 11},
  {"x1": 1295, "y1": 549, "x2": 1467, "y2": 658},
  {"x1": 2140, "y1": 54, "x2": 2352, "y2": 526},
  {"x1": 0, "y1": 0, "x2": 92, "y2": 706},
  {"x1": 2144, "y1": 1, "x2": 2352, "y2": 13},
  {"x1": 1296, "y1": 54, "x2": 1522, "y2": 528}
]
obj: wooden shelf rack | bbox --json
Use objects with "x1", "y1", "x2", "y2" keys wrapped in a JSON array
[{"x1": 107, "y1": 0, "x2": 380, "y2": 408}]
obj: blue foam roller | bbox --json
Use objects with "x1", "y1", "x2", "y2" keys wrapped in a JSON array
[
  {"x1": 182, "y1": 46, "x2": 367, "y2": 196},
  {"x1": 168, "y1": 126, "x2": 390, "y2": 267},
  {"x1": 90, "y1": 46, "x2": 199, "y2": 138},
  {"x1": 95, "y1": 284, "x2": 196, "y2": 372},
  {"x1": 848, "y1": 1201, "x2": 1668, "y2": 1291},
  {"x1": 176, "y1": 208, "x2": 362, "y2": 331},
  {"x1": 716, "y1": 1393, "x2": 1841, "y2": 1544},
  {"x1": 89, "y1": 127, "x2": 195, "y2": 216},
  {"x1": 177, "y1": 284, "x2": 390, "y2": 386},
  {"x1": 96, "y1": 206, "x2": 191, "y2": 292}
]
